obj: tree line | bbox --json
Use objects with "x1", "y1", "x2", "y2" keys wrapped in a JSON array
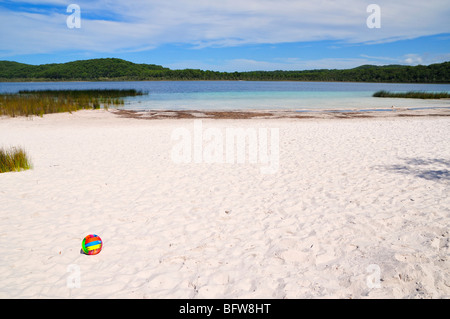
[{"x1": 0, "y1": 58, "x2": 449, "y2": 83}]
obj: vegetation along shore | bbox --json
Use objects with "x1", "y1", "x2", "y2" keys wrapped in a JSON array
[
  {"x1": 373, "y1": 91, "x2": 450, "y2": 99},
  {"x1": 0, "y1": 89, "x2": 144, "y2": 117},
  {"x1": 0, "y1": 58, "x2": 449, "y2": 83}
]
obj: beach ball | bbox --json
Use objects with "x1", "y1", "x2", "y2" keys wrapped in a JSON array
[{"x1": 81, "y1": 234, "x2": 103, "y2": 255}]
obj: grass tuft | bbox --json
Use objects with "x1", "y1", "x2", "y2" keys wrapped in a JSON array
[
  {"x1": 373, "y1": 90, "x2": 450, "y2": 99},
  {"x1": 0, "y1": 146, "x2": 32, "y2": 173},
  {"x1": 0, "y1": 89, "x2": 144, "y2": 117}
]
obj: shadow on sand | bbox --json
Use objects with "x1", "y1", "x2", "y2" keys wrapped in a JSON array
[{"x1": 379, "y1": 157, "x2": 450, "y2": 181}]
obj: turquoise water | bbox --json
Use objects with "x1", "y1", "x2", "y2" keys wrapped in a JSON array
[
  {"x1": 126, "y1": 90, "x2": 376, "y2": 110},
  {"x1": 1, "y1": 81, "x2": 449, "y2": 110}
]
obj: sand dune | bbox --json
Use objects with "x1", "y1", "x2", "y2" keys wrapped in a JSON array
[{"x1": 0, "y1": 109, "x2": 449, "y2": 298}]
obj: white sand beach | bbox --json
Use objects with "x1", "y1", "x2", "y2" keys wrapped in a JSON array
[{"x1": 0, "y1": 109, "x2": 449, "y2": 298}]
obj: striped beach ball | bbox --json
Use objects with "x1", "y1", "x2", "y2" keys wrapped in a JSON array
[{"x1": 81, "y1": 234, "x2": 103, "y2": 255}]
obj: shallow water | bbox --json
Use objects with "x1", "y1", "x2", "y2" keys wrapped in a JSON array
[{"x1": 1, "y1": 81, "x2": 449, "y2": 111}]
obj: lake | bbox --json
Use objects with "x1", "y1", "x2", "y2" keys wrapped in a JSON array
[{"x1": 1, "y1": 81, "x2": 450, "y2": 111}]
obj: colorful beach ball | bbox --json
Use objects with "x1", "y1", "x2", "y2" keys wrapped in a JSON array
[{"x1": 81, "y1": 234, "x2": 103, "y2": 255}]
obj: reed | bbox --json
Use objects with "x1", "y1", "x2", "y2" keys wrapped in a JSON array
[
  {"x1": 0, "y1": 89, "x2": 144, "y2": 117},
  {"x1": 373, "y1": 90, "x2": 450, "y2": 99},
  {"x1": 0, "y1": 147, "x2": 32, "y2": 173},
  {"x1": 18, "y1": 89, "x2": 144, "y2": 98}
]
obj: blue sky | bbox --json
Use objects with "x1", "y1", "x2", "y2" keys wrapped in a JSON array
[{"x1": 0, "y1": 0, "x2": 449, "y2": 71}]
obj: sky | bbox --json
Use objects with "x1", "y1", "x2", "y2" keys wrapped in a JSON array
[{"x1": 0, "y1": 0, "x2": 449, "y2": 71}]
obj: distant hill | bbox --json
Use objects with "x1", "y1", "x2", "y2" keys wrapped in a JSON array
[
  {"x1": 0, "y1": 58, "x2": 169, "y2": 81},
  {"x1": 0, "y1": 58, "x2": 449, "y2": 83}
]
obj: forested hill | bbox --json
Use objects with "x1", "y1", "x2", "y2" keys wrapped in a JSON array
[
  {"x1": 0, "y1": 58, "x2": 449, "y2": 83},
  {"x1": 0, "y1": 59, "x2": 168, "y2": 81}
]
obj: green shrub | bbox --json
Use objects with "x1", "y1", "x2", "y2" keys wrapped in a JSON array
[
  {"x1": 373, "y1": 90, "x2": 450, "y2": 99},
  {"x1": 0, "y1": 147, "x2": 32, "y2": 173}
]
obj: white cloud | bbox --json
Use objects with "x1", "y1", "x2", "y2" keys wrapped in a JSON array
[
  {"x1": 404, "y1": 54, "x2": 423, "y2": 65},
  {"x1": 168, "y1": 57, "x2": 382, "y2": 72},
  {"x1": 0, "y1": 0, "x2": 449, "y2": 57},
  {"x1": 7, "y1": 0, "x2": 70, "y2": 4},
  {"x1": 402, "y1": 53, "x2": 450, "y2": 65},
  {"x1": 167, "y1": 53, "x2": 450, "y2": 72}
]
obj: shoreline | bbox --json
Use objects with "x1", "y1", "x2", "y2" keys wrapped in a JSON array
[
  {"x1": 2, "y1": 79, "x2": 450, "y2": 84},
  {"x1": 111, "y1": 106, "x2": 450, "y2": 120},
  {"x1": 2, "y1": 106, "x2": 450, "y2": 122}
]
